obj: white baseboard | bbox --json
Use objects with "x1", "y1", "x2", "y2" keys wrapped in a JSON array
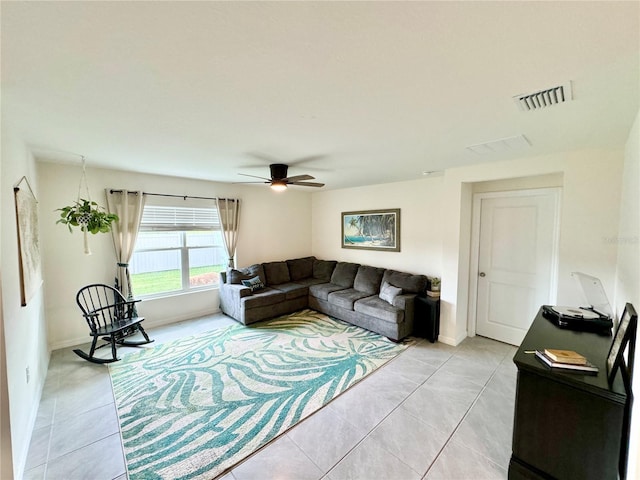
[
  {"x1": 437, "y1": 331, "x2": 468, "y2": 346},
  {"x1": 49, "y1": 308, "x2": 222, "y2": 351}
]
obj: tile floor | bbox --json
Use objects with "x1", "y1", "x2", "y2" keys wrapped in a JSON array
[{"x1": 23, "y1": 312, "x2": 517, "y2": 480}]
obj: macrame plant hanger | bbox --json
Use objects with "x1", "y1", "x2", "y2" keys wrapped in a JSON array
[
  {"x1": 77, "y1": 156, "x2": 94, "y2": 255},
  {"x1": 56, "y1": 155, "x2": 118, "y2": 254}
]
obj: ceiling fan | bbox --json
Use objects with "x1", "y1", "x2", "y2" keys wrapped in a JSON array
[{"x1": 236, "y1": 163, "x2": 325, "y2": 191}]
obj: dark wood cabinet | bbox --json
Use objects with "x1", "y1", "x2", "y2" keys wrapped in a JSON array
[
  {"x1": 414, "y1": 295, "x2": 440, "y2": 342},
  {"x1": 509, "y1": 310, "x2": 627, "y2": 480}
]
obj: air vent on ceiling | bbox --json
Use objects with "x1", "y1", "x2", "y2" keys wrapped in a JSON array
[
  {"x1": 466, "y1": 134, "x2": 531, "y2": 155},
  {"x1": 513, "y1": 81, "x2": 572, "y2": 111}
]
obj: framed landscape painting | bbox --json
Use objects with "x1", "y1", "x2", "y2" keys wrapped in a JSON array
[{"x1": 342, "y1": 209, "x2": 400, "y2": 252}]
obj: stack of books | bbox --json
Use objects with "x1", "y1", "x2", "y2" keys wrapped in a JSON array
[{"x1": 535, "y1": 348, "x2": 599, "y2": 374}]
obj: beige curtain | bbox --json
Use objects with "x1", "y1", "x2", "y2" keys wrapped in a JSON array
[
  {"x1": 216, "y1": 198, "x2": 241, "y2": 268},
  {"x1": 106, "y1": 189, "x2": 145, "y2": 299}
]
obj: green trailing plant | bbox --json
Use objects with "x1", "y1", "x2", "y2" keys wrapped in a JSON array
[
  {"x1": 56, "y1": 198, "x2": 119, "y2": 255},
  {"x1": 56, "y1": 156, "x2": 119, "y2": 255},
  {"x1": 56, "y1": 199, "x2": 119, "y2": 234}
]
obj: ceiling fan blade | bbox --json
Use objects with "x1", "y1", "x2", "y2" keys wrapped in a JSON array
[
  {"x1": 288, "y1": 154, "x2": 328, "y2": 166},
  {"x1": 232, "y1": 181, "x2": 270, "y2": 184},
  {"x1": 289, "y1": 181, "x2": 325, "y2": 187},
  {"x1": 284, "y1": 174, "x2": 315, "y2": 182},
  {"x1": 238, "y1": 173, "x2": 271, "y2": 181},
  {"x1": 246, "y1": 152, "x2": 280, "y2": 164}
]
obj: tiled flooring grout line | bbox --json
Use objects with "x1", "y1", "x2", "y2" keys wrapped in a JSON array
[
  {"x1": 420, "y1": 357, "x2": 507, "y2": 479},
  {"x1": 26, "y1": 327, "x2": 514, "y2": 480},
  {"x1": 318, "y1": 344, "x2": 437, "y2": 479}
]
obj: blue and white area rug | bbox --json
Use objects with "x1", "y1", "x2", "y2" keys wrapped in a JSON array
[{"x1": 109, "y1": 309, "x2": 407, "y2": 480}]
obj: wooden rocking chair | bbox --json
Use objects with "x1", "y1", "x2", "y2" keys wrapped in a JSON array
[{"x1": 74, "y1": 284, "x2": 153, "y2": 364}]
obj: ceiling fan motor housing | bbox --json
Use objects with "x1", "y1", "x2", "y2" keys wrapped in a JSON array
[{"x1": 270, "y1": 163, "x2": 288, "y2": 180}]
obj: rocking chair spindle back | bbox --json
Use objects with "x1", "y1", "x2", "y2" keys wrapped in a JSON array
[{"x1": 74, "y1": 283, "x2": 153, "y2": 364}]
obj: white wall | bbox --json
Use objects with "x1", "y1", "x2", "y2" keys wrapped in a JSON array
[
  {"x1": 1, "y1": 124, "x2": 49, "y2": 479},
  {"x1": 439, "y1": 149, "x2": 624, "y2": 345},
  {"x1": 615, "y1": 110, "x2": 640, "y2": 480},
  {"x1": 311, "y1": 177, "x2": 444, "y2": 277},
  {"x1": 37, "y1": 162, "x2": 313, "y2": 350},
  {"x1": 5, "y1": 140, "x2": 633, "y2": 477},
  {"x1": 312, "y1": 151, "x2": 624, "y2": 345}
]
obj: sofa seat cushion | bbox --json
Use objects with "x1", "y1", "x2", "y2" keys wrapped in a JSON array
[
  {"x1": 328, "y1": 289, "x2": 373, "y2": 310},
  {"x1": 287, "y1": 256, "x2": 315, "y2": 281},
  {"x1": 263, "y1": 261, "x2": 291, "y2": 285},
  {"x1": 272, "y1": 282, "x2": 308, "y2": 300},
  {"x1": 241, "y1": 288, "x2": 286, "y2": 309},
  {"x1": 354, "y1": 296, "x2": 405, "y2": 324},
  {"x1": 309, "y1": 283, "x2": 347, "y2": 301}
]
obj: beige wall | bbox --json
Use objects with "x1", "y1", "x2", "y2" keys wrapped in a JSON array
[
  {"x1": 3, "y1": 136, "x2": 634, "y2": 478},
  {"x1": 311, "y1": 177, "x2": 444, "y2": 278},
  {"x1": 440, "y1": 149, "x2": 624, "y2": 344},
  {"x1": 37, "y1": 162, "x2": 313, "y2": 350},
  {"x1": 312, "y1": 150, "x2": 624, "y2": 345},
  {"x1": 1, "y1": 124, "x2": 49, "y2": 479}
]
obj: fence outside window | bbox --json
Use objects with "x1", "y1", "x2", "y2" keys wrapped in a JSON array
[{"x1": 130, "y1": 205, "x2": 227, "y2": 297}]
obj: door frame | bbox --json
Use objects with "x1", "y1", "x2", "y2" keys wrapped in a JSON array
[{"x1": 467, "y1": 187, "x2": 562, "y2": 338}]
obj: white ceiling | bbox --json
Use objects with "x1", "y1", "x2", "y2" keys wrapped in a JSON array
[{"x1": 2, "y1": 1, "x2": 639, "y2": 190}]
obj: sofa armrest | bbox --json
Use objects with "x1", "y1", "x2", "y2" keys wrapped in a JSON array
[
  {"x1": 222, "y1": 283, "x2": 252, "y2": 300},
  {"x1": 393, "y1": 293, "x2": 417, "y2": 321},
  {"x1": 219, "y1": 283, "x2": 252, "y2": 321}
]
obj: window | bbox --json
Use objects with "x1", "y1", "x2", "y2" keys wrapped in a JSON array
[{"x1": 130, "y1": 204, "x2": 227, "y2": 297}]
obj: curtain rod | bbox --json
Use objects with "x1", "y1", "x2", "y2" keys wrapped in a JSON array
[{"x1": 108, "y1": 189, "x2": 237, "y2": 202}]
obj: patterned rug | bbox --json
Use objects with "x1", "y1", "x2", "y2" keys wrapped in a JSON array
[{"x1": 109, "y1": 309, "x2": 407, "y2": 480}]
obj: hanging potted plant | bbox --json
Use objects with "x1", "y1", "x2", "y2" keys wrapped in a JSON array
[{"x1": 56, "y1": 157, "x2": 119, "y2": 254}]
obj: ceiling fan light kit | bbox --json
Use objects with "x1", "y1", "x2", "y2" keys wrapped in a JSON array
[
  {"x1": 237, "y1": 163, "x2": 325, "y2": 190},
  {"x1": 271, "y1": 180, "x2": 287, "y2": 191}
]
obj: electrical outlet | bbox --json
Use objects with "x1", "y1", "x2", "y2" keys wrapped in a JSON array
[{"x1": 26, "y1": 366, "x2": 30, "y2": 384}]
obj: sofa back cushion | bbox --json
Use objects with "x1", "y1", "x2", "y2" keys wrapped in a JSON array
[
  {"x1": 313, "y1": 259, "x2": 337, "y2": 281},
  {"x1": 228, "y1": 264, "x2": 266, "y2": 286},
  {"x1": 263, "y1": 261, "x2": 291, "y2": 285},
  {"x1": 353, "y1": 265, "x2": 385, "y2": 295},
  {"x1": 330, "y1": 262, "x2": 360, "y2": 287},
  {"x1": 287, "y1": 256, "x2": 315, "y2": 281},
  {"x1": 381, "y1": 269, "x2": 427, "y2": 294}
]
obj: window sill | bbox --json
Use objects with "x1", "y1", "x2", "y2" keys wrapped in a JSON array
[{"x1": 136, "y1": 285, "x2": 219, "y2": 302}]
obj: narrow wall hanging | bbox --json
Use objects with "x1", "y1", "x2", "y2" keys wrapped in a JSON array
[{"x1": 14, "y1": 176, "x2": 43, "y2": 306}]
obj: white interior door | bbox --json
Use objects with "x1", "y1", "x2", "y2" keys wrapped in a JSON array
[{"x1": 473, "y1": 189, "x2": 560, "y2": 345}]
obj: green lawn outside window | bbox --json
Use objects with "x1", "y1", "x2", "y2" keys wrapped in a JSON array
[{"x1": 131, "y1": 265, "x2": 226, "y2": 296}]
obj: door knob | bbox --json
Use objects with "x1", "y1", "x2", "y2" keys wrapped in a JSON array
[{"x1": 479, "y1": 272, "x2": 486, "y2": 277}]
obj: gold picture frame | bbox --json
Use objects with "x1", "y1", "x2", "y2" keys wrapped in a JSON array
[{"x1": 341, "y1": 209, "x2": 400, "y2": 252}]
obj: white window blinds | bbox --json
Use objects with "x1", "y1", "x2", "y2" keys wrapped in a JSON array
[{"x1": 140, "y1": 206, "x2": 220, "y2": 231}]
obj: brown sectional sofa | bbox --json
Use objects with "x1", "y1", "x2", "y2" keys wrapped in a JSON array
[{"x1": 218, "y1": 256, "x2": 427, "y2": 341}]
